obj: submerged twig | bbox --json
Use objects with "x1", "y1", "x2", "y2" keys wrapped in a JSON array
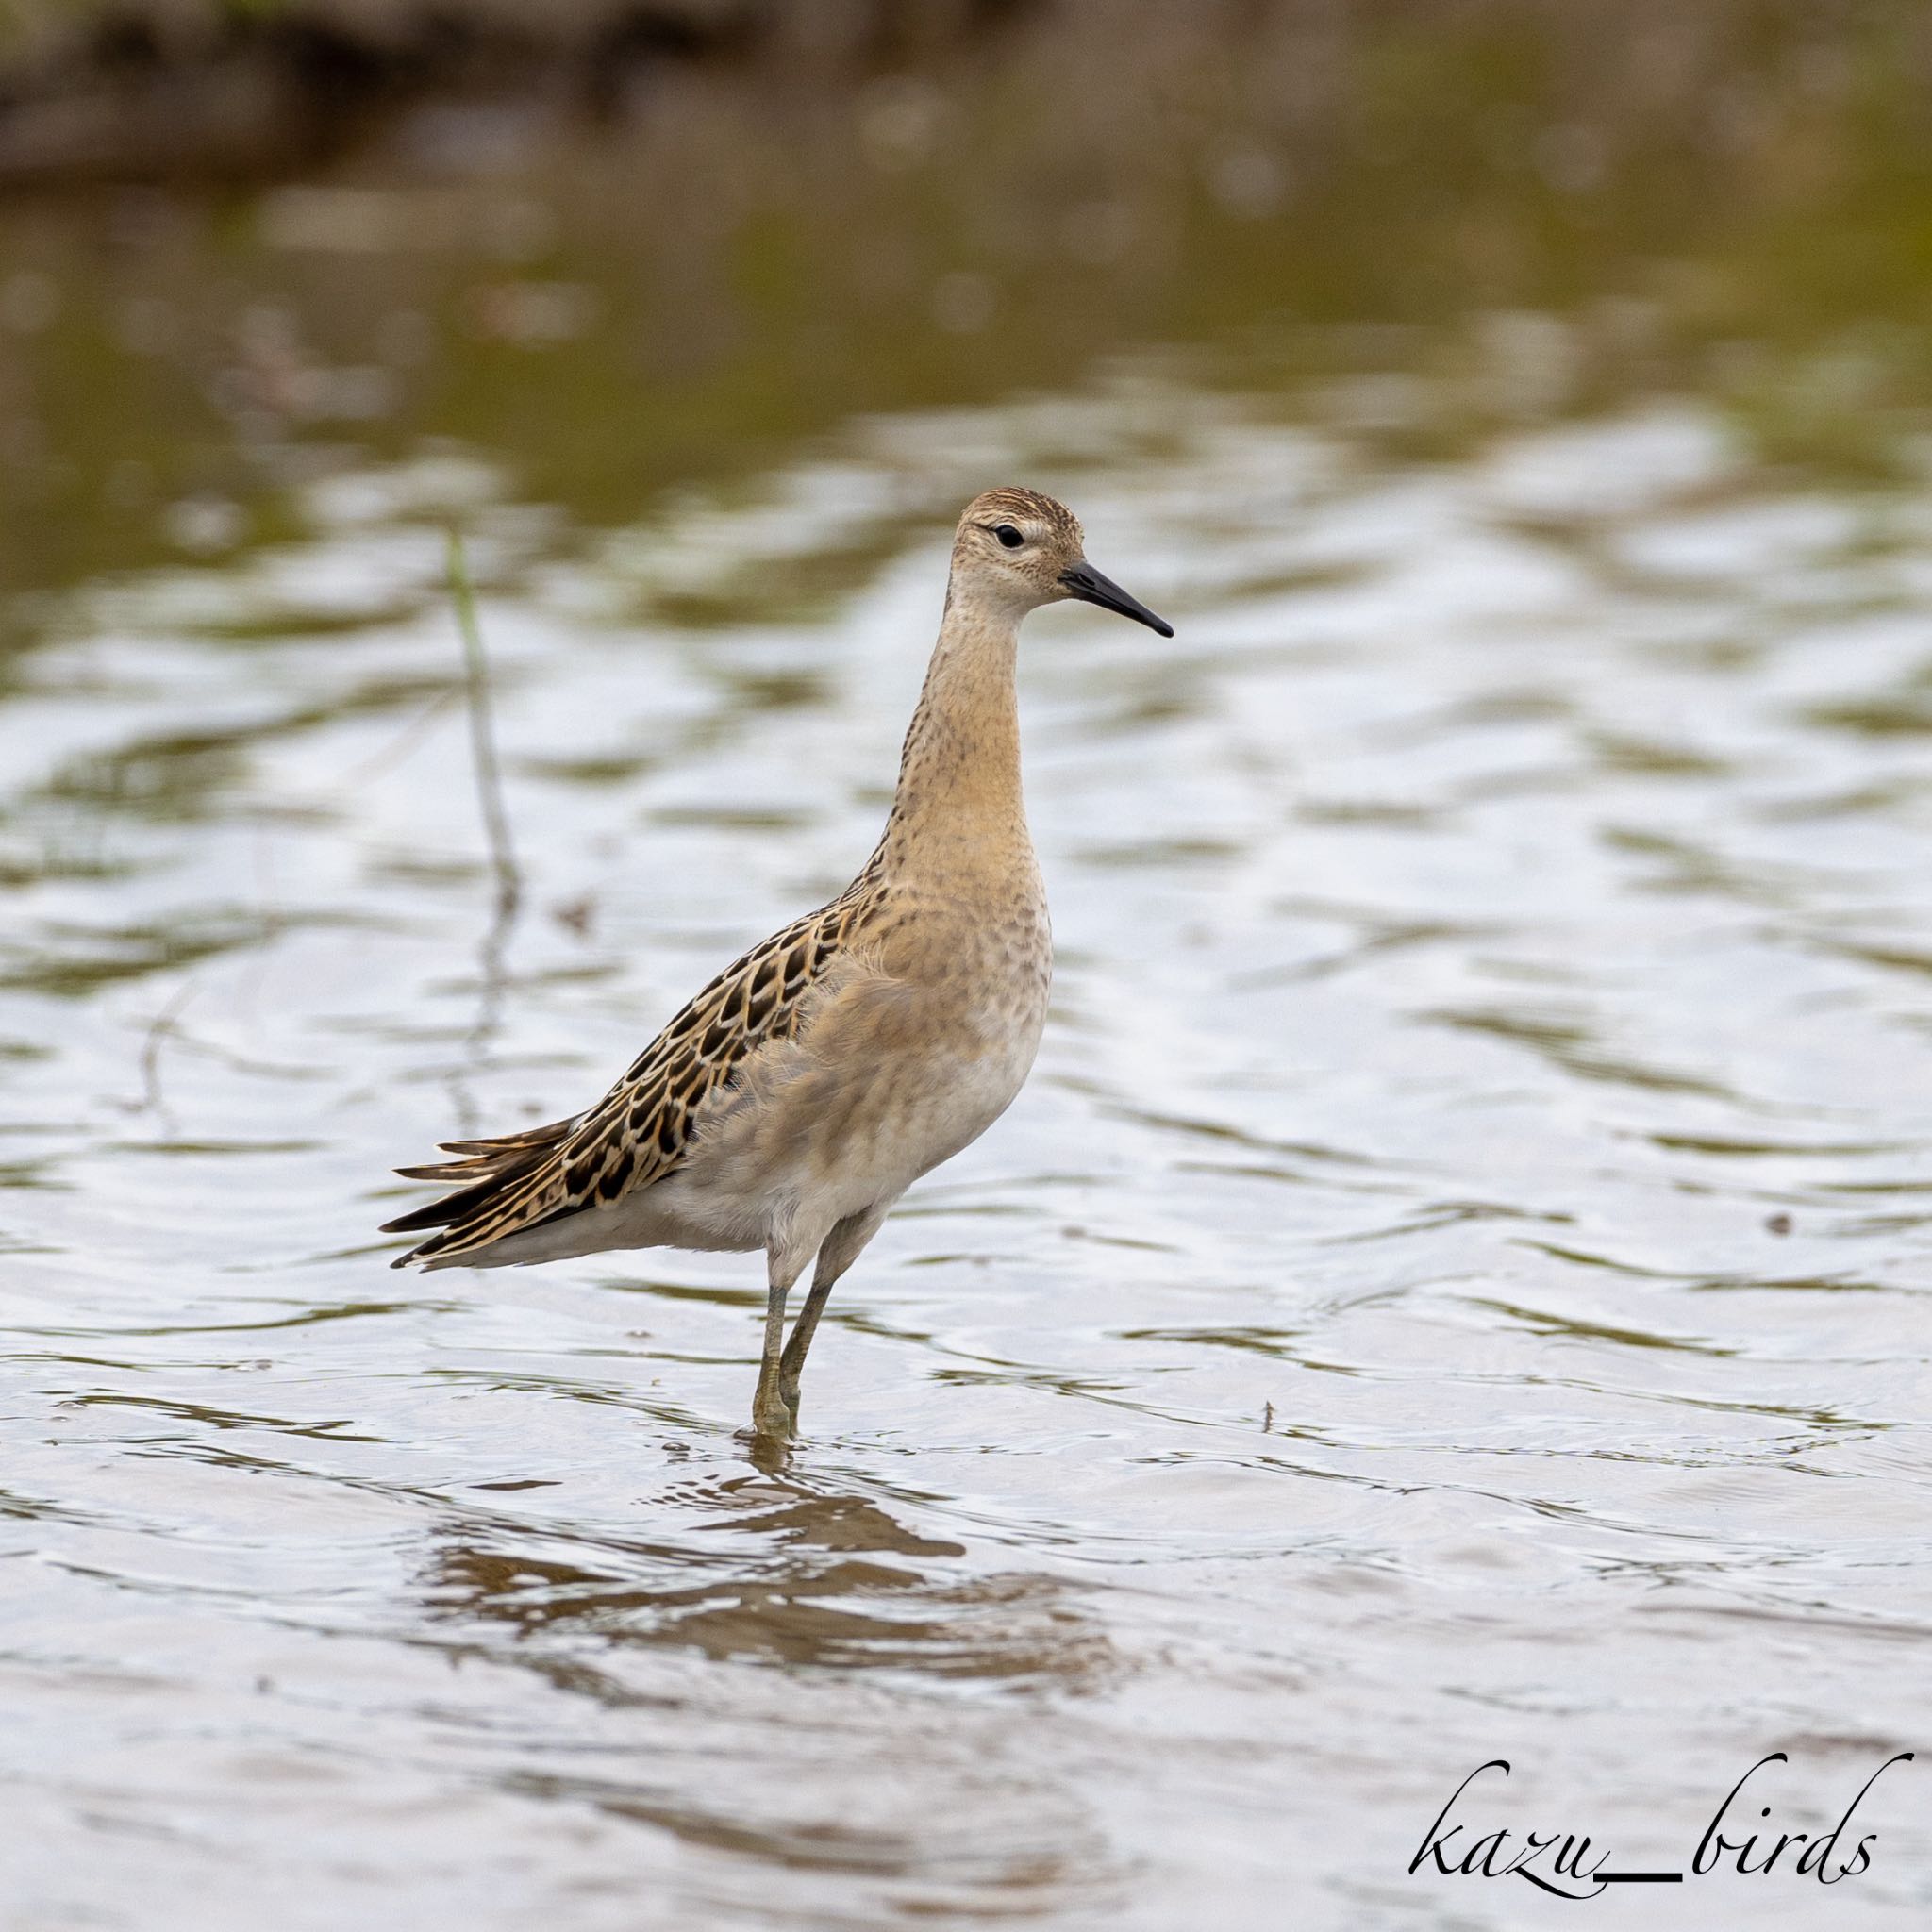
[
  {"x1": 447, "y1": 527, "x2": 522, "y2": 923},
  {"x1": 444, "y1": 527, "x2": 525, "y2": 1131},
  {"x1": 127, "y1": 979, "x2": 196, "y2": 1122}
]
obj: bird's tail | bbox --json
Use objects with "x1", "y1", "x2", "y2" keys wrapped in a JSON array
[{"x1": 380, "y1": 1114, "x2": 578, "y2": 1267}]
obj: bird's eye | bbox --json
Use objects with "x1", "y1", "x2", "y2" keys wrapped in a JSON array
[{"x1": 994, "y1": 524, "x2": 1024, "y2": 549}]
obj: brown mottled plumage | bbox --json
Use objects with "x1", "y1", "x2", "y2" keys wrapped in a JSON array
[
  {"x1": 383, "y1": 852, "x2": 890, "y2": 1262},
  {"x1": 382, "y1": 487, "x2": 1172, "y2": 1437}
]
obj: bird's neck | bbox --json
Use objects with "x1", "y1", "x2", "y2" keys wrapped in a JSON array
[{"x1": 881, "y1": 584, "x2": 1031, "y2": 882}]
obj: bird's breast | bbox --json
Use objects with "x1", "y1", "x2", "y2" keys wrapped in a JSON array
[{"x1": 810, "y1": 871, "x2": 1050, "y2": 1182}]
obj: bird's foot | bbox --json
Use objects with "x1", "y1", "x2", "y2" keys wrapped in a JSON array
[
  {"x1": 750, "y1": 1385, "x2": 796, "y2": 1441},
  {"x1": 777, "y1": 1374, "x2": 803, "y2": 1432}
]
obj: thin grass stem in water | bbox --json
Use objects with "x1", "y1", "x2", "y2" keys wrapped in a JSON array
[
  {"x1": 446, "y1": 527, "x2": 523, "y2": 1123},
  {"x1": 447, "y1": 526, "x2": 521, "y2": 923}
]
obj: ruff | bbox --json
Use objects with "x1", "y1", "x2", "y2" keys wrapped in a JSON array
[{"x1": 383, "y1": 487, "x2": 1172, "y2": 1436}]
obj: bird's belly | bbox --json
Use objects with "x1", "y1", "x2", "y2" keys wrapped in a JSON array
[
  {"x1": 814, "y1": 991, "x2": 1045, "y2": 1201},
  {"x1": 673, "y1": 975, "x2": 1047, "y2": 1248},
  {"x1": 871, "y1": 1014, "x2": 1043, "y2": 1185}
]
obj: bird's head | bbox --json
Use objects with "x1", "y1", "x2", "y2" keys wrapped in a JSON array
[{"x1": 950, "y1": 487, "x2": 1173, "y2": 637}]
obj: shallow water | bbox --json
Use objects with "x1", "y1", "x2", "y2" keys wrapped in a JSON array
[{"x1": 4, "y1": 358, "x2": 1932, "y2": 1929}]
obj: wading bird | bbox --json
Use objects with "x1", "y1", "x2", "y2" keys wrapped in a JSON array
[{"x1": 383, "y1": 489, "x2": 1172, "y2": 1437}]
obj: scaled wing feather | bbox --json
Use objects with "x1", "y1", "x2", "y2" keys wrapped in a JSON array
[{"x1": 383, "y1": 856, "x2": 888, "y2": 1266}]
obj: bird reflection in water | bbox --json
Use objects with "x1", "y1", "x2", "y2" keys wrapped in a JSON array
[
  {"x1": 409, "y1": 1468, "x2": 1125, "y2": 1908},
  {"x1": 419, "y1": 1469, "x2": 1115, "y2": 1688}
]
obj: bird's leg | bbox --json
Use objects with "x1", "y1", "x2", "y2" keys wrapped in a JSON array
[
  {"x1": 751, "y1": 1248, "x2": 802, "y2": 1439},
  {"x1": 776, "y1": 1277, "x2": 833, "y2": 1429},
  {"x1": 778, "y1": 1206, "x2": 885, "y2": 1429}
]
